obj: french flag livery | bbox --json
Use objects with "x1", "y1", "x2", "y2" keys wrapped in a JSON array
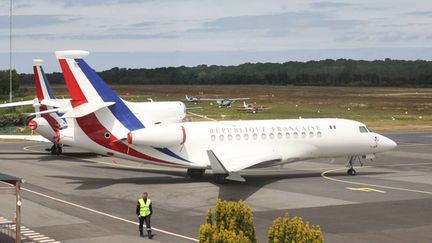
[
  {"x1": 55, "y1": 50, "x2": 397, "y2": 183},
  {"x1": 56, "y1": 51, "x2": 192, "y2": 166},
  {"x1": 29, "y1": 59, "x2": 67, "y2": 142}
]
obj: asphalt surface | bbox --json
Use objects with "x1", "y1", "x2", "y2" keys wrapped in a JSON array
[{"x1": 0, "y1": 131, "x2": 431, "y2": 242}]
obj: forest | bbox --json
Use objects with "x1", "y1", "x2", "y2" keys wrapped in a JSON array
[{"x1": 3, "y1": 58, "x2": 432, "y2": 94}]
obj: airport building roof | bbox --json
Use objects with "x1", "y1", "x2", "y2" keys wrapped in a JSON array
[{"x1": 0, "y1": 172, "x2": 21, "y2": 186}]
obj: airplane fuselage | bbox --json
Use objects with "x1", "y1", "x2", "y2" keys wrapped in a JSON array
[{"x1": 59, "y1": 117, "x2": 396, "y2": 169}]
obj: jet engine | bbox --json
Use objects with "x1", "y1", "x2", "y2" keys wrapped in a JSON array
[
  {"x1": 127, "y1": 124, "x2": 186, "y2": 148},
  {"x1": 28, "y1": 117, "x2": 56, "y2": 142}
]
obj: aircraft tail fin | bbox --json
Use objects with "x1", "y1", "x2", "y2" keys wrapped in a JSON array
[
  {"x1": 33, "y1": 59, "x2": 56, "y2": 101},
  {"x1": 55, "y1": 50, "x2": 144, "y2": 131}
]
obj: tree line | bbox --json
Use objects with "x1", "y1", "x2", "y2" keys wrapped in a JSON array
[{"x1": 7, "y1": 58, "x2": 432, "y2": 91}]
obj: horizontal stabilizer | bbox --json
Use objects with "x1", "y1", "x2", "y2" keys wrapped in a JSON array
[
  {"x1": 29, "y1": 108, "x2": 64, "y2": 116},
  {"x1": 40, "y1": 99, "x2": 63, "y2": 108},
  {"x1": 0, "y1": 135, "x2": 50, "y2": 143},
  {"x1": 62, "y1": 102, "x2": 115, "y2": 118},
  {"x1": 0, "y1": 100, "x2": 35, "y2": 108}
]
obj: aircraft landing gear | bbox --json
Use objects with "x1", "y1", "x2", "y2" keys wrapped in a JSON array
[
  {"x1": 347, "y1": 168, "x2": 356, "y2": 176},
  {"x1": 346, "y1": 156, "x2": 362, "y2": 176},
  {"x1": 50, "y1": 144, "x2": 62, "y2": 155},
  {"x1": 187, "y1": 168, "x2": 205, "y2": 179},
  {"x1": 213, "y1": 174, "x2": 228, "y2": 184}
]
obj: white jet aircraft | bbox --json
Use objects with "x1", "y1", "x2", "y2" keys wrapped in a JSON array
[
  {"x1": 0, "y1": 59, "x2": 70, "y2": 154},
  {"x1": 0, "y1": 59, "x2": 187, "y2": 154},
  {"x1": 55, "y1": 50, "x2": 397, "y2": 183}
]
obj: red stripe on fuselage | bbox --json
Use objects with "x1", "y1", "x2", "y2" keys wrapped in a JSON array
[
  {"x1": 59, "y1": 59, "x2": 87, "y2": 108},
  {"x1": 76, "y1": 113, "x2": 178, "y2": 166},
  {"x1": 33, "y1": 66, "x2": 44, "y2": 101}
]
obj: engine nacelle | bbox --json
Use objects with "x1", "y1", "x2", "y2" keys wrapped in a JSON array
[
  {"x1": 127, "y1": 125, "x2": 186, "y2": 148},
  {"x1": 28, "y1": 117, "x2": 56, "y2": 142}
]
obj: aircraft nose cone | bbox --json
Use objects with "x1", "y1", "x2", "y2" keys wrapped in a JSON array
[{"x1": 380, "y1": 135, "x2": 397, "y2": 151}]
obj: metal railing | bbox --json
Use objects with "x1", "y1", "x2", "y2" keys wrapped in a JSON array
[{"x1": 0, "y1": 219, "x2": 15, "y2": 243}]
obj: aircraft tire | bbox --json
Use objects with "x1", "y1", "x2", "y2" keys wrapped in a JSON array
[
  {"x1": 187, "y1": 169, "x2": 205, "y2": 179},
  {"x1": 213, "y1": 174, "x2": 228, "y2": 184},
  {"x1": 347, "y1": 168, "x2": 356, "y2": 176}
]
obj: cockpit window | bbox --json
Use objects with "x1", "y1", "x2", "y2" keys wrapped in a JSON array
[
  {"x1": 359, "y1": 126, "x2": 368, "y2": 133},
  {"x1": 366, "y1": 127, "x2": 373, "y2": 132}
]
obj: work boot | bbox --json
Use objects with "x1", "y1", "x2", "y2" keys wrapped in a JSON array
[
  {"x1": 148, "y1": 230, "x2": 153, "y2": 239},
  {"x1": 140, "y1": 230, "x2": 144, "y2": 237}
]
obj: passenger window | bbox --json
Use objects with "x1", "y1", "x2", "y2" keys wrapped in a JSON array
[
  {"x1": 261, "y1": 133, "x2": 267, "y2": 140},
  {"x1": 285, "y1": 132, "x2": 290, "y2": 139},
  {"x1": 301, "y1": 132, "x2": 306, "y2": 138},
  {"x1": 244, "y1": 134, "x2": 249, "y2": 140},
  {"x1": 269, "y1": 133, "x2": 275, "y2": 139},
  {"x1": 228, "y1": 134, "x2": 233, "y2": 141},
  {"x1": 235, "y1": 134, "x2": 241, "y2": 141},
  {"x1": 317, "y1": 131, "x2": 322, "y2": 138},
  {"x1": 219, "y1": 135, "x2": 224, "y2": 141},
  {"x1": 359, "y1": 126, "x2": 368, "y2": 133},
  {"x1": 293, "y1": 132, "x2": 298, "y2": 138},
  {"x1": 211, "y1": 135, "x2": 216, "y2": 141},
  {"x1": 253, "y1": 133, "x2": 258, "y2": 140},
  {"x1": 277, "y1": 133, "x2": 282, "y2": 139},
  {"x1": 309, "y1": 132, "x2": 314, "y2": 138}
]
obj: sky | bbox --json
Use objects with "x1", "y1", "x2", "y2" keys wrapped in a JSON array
[{"x1": 1, "y1": 0, "x2": 432, "y2": 73}]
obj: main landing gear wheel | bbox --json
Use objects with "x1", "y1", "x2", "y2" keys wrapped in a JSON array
[
  {"x1": 187, "y1": 169, "x2": 205, "y2": 179},
  {"x1": 347, "y1": 168, "x2": 356, "y2": 176},
  {"x1": 50, "y1": 144, "x2": 62, "y2": 155},
  {"x1": 213, "y1": 174, "x2": 228, "y2": 184}
]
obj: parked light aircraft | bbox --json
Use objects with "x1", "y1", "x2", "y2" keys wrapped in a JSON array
[
  {"x1": 181, "y1": 95, "x2": 249, "y2": 107},
  {"x1": 0, "y1": 59, "x2": 187, "y2": 154},
  {"x1": 181, "y1": 95, "x2": 203, "y2": 104},
  {"x1": 237, "y1": 101, "x2": 272, "y2": 113},
  {"x1": 207, "y1": 97, "x2": 249, "y2": 108},
  {"x1": 55, "y1": 50, "x2": 397, "y2": 183}
]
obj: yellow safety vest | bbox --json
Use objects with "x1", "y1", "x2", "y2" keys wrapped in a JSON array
[{"x1": 138, "y1": 198, "x2": 152, "y2": 217}]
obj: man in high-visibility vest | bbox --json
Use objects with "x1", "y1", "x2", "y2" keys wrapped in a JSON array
[{"x1": 136, "y1": 192, "x2": 153, "y2": 238}]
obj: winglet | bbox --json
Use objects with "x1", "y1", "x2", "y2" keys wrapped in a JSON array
[
  {"x1": 32, "y1": 59, "x2": 44, "y2": 66},
  {"x1": 55, "y1": 50, "x2": 89, "y2": 59}
]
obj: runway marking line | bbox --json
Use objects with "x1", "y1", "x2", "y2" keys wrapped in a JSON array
[
  {"x1": 322, "y1": 166, "x2": 432, "y2": 196},
  {"x1": 22, "y1": 145, "x2": 199, "y2": 241},
  {"x1": 21, "y1": 187, "x2": 198, "y2": 242},
  {"x1": 346, "y1": 187, "x2": 386, "y2": 193}
]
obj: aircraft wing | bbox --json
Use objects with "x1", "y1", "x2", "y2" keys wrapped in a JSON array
[
  {"x1": 0, "y1": 100, "x2": 35, "y2": 108},
  {"x1": 0, "y1": 135, "x2": 51, "y2": 143},
  {"x1": 208, "y1": 146, "x2": 282, "y2": 173},
  {"x1": 229, "y1": 97, "x2": 250, "y2": 101},
  {"x1": 208, "y1": 143, "x2": 318, "y2": 174}
]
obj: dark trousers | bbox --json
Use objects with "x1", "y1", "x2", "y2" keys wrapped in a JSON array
[{"x1": 139, "y1": 216, "x2": 151, "y2": 233}]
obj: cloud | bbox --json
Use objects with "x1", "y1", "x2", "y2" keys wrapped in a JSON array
[
  {"x1": 405, "y1": 11, "x2": 432, "y2": 17},
  {"x1": 192, "y1": 12, "x2": 365, "y2": 35},
  {"x1": 310, "y1": 1, "x2": 356, "y2": 9},
  {"x1": 51, "y1": 0, "x2": 149, "y2": 7},
  {"x1": 0, "y1": 15, "x2": 81, "y2": 29}
]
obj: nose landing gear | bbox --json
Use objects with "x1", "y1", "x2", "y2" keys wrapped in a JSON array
[{"x1": 346, "y1": 156, "x2": 362, "y2": 176}]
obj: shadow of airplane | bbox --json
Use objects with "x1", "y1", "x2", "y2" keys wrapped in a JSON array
[{"x1": 47, "y1": 164, "x2": 392, "y2": 201}]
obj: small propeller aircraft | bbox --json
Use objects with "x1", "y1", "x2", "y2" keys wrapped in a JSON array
[
  {"x1": 236, "y1": 101, "x2": 272, "y2": 113},
  {"x1": 206, "y1": 97, "x2": 250, "y2": 108}
]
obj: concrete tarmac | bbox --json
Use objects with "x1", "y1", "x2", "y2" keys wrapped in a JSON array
[{"x1": 0, "y1": 131, "x2": 431, "y2": 242}]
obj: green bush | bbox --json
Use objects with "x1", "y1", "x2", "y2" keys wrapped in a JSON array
[
  {"x1": 268, "y1": 213, "x2": 323, "y2": 243},
  {"x1": 199, "y1": 199, "x2": 257, "y2": 243}
]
